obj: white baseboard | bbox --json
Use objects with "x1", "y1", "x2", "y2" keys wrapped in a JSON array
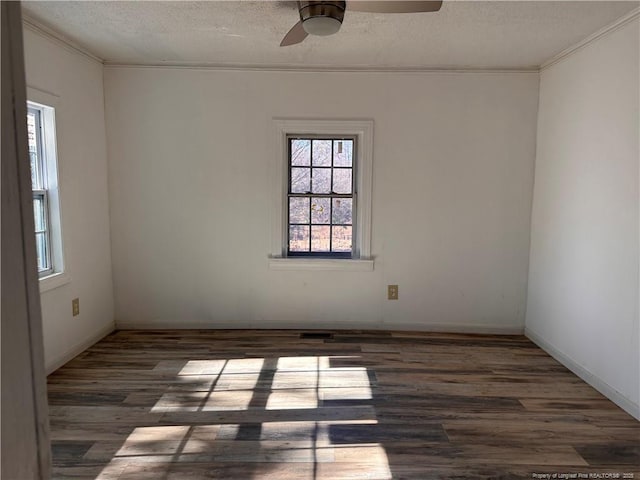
[
  {"x1": 386, "y1": 322, "x2": 524, "y2": 335},
  {"x1": 115, "y1": 319, "x2": 523, "y2": 335},
  {"x1": 45, "y1": 322, "x2": 115, "y2": 375},
  {"x1": 525, "y1": 327, "x2": 640, "y2": 421}
]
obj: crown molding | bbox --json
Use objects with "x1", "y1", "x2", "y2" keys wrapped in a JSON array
[
  {"x1": 23, "y1": 6, "x2": 640, "y2": 75},
  {"x1": 19, "y1": 14, "x2": 537, "y2": 74},
  {"x1": 20, "y1": 12, "x2": 538, "y2": 74},
  {"x1": 541, "y1": 6, "x2": 640, "y2": 71},
  {"x1": 22, "y1": 15, "x2": 104, "y2": 64},
  {"x1": 103, "y1": 62, "x2": 539, "y2": 74}
]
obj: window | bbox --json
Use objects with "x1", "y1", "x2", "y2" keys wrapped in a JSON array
[
  {"x1": 27, "y1": 96, "x2": 65, "y2": 284},
  {"x1": 287, "y1": 137, "x2": 355, "y2": 257},
  {"x1": 270, "y1": 119, "x2": 374, "y2": 271},
  {"x1": 27, "y1": 106, "x2": 52, "y2": 275}
]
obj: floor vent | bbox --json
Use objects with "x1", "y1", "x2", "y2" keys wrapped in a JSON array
[{"x1": 300, "y1": 332, "x2": 334, "y2": 339}]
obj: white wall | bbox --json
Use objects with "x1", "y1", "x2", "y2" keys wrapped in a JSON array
[
  {"x1": 23, "y1": 27, "x2": 115, "y2": 373},
  {"x1": 105, "y1": 68, "x2": 539, "y2": 333},
  {"x1": 526, "y1": 17, "x2": 640, "y2": 418}
]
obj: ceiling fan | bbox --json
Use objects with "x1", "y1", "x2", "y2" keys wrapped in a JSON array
[{"x1": 280, "y1": 1, "x2": 442, "y2": 46}]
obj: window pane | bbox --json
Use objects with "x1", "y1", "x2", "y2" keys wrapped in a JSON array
[
  {"x1": 291, "y1": 168, "x2": 310, "y2": 193},
  {"x1": 291, "y1": 139, "x2": 311, "y2": 166},
  {"x1": 332, "y1": 226, "x2": 352, "y2": 252},
  {"x1": 311, "y1": 226, "x2": 330, "y2": 252},
  {"x1": 35, "y1": 232, "x2": 49, "y2": 272},
  {"x1": 289, "y1": 197, "x2": 309, "y2": 224},
  {"x1": 289, "y1": 225, "x2": 310, "y2": 252},
  {"x1": 311, "y1": 168, "x2": 331, "y2": 194},
  {"x1": 312, "y1": 140, "x2": 332, "y2": 166},
  {"x1": 30, "y1": 152, "x2": 39, "y2": 190},
  {"x1": 332, "y1": 198, "x2": 352, "y2": 225},
  {"x1": 333, "y1": 168, "x2": 352, "y2": 194},
  {"x1": 311, "y1": 197, "x2": 330, "y2": 224},
  {"x1": 333, "y1": 140, "x2": 353, "y2": 167},
  {"x1": 33, "y1": 196, "x2": 46, "y2": 231}
]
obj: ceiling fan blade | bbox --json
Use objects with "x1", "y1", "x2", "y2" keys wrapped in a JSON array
[
  {"x1": 347, "y1": 1, "x2": 442, "y2": 13},
  {"x1": 280, "y1": 21, "x2": 308, "y2": 46}
]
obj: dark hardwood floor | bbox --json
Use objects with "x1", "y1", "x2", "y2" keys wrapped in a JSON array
[{"x1": 47, "y1": 330, "x2": 640, "y2": 479}]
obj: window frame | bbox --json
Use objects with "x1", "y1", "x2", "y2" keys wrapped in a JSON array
[
  {"x1": 270, "y1": 119, "x2": 374, "y2": 271},
  {"x1": 27, "y1": 87, "x2": 69, "y2": 291},
  {"x1": 286, "y1": 135, "x2": 357, "y2": 258},
  {"x1": 28, "y1": 105, "x2": 53, "y2": 276}
]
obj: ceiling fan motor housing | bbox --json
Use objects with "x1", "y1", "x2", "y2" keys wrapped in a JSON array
[{"x1": 298, "y1": 1, "x2": 346, "y2": 36}]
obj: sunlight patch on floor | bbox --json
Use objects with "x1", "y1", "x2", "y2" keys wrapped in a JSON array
[
  {"x1": 99, "y1": 355, "x2": 390, "y2": 479},
  {"x1": 101, "y1": 422, "x2": 390, "y2": 479},
  {"x1": 178, "y1": 359, "x2": 227, "y2": 376},
  {"x1": 267, "y1": 388, "x2": 318, "y2": 410}
]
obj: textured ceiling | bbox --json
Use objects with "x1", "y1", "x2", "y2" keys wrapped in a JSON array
[{"x1": 22, "y1": 1, "x2": 639, "y2": 69}]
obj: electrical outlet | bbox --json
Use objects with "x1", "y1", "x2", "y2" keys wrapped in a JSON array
[
  {"x1": 388, "y1": 285, "x2": 398, "y2": 300},
  {"x1": 72, "y1": 298, "x2": 80, "y2": 316}
]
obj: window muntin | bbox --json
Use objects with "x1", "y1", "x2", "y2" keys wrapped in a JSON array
[
  {"x1": 287, "y1": 137, "x2": 356, "y2": 257},
  {"x1": 27, "y1": 106, "x2": 53, "y2": 276}
]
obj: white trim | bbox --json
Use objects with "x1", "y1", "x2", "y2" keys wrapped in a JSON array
[
  {"x1": 39, "y1": 272, "x2": 71, "y2": 293},
  {"x1": 104, "y1": 63, "x2": 538, "y2": 73},
  {"x1": 115, "y1": 321, "x2": 523, "y2": 334},
  {"x1": 22, "y1": 15, "x2": 103, "y2": 65},
  {"x1": 271, "y1": 118, "x2": 374, "y2": 266},
  {"x1": 541, "y1": 7, "x2": 640, "y2": 71},
  {"x1": 386, "y1": 322, "x2": 524, "y2": 335},
  {"x1": 525, "y1": 327, "x2": 640, "y2": 421},
  {"x1": 45, "y1": 322, "x2": 115, "y2": 375},
  {"x1": 116, "y1": 321, "x2": 226, "y2": 330},
  {"x1": 268, "y1": 257, "x2": 374, "y2": 271}
]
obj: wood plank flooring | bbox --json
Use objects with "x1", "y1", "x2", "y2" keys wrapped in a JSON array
[{"x1": 47, "y1": 330, "x2": 640, "y2": 479}]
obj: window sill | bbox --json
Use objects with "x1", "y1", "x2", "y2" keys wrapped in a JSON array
[
  {"x1": 39, "y1": 272, "x2": 70, "y2": 293},
  {"x1": 268, "y1": 257, "x2": 374, "y2": 271}
]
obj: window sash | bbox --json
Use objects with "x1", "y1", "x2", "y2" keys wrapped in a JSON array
[
  {"x1": 28, "y1": 107, "x2": 46, "y2": 191},
  {"x1": 286, "y1": 136, "x2": 356, "y2": 257},
  {"x1": 32, "y1": 190, "x2": 52, "y2": 276}
]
